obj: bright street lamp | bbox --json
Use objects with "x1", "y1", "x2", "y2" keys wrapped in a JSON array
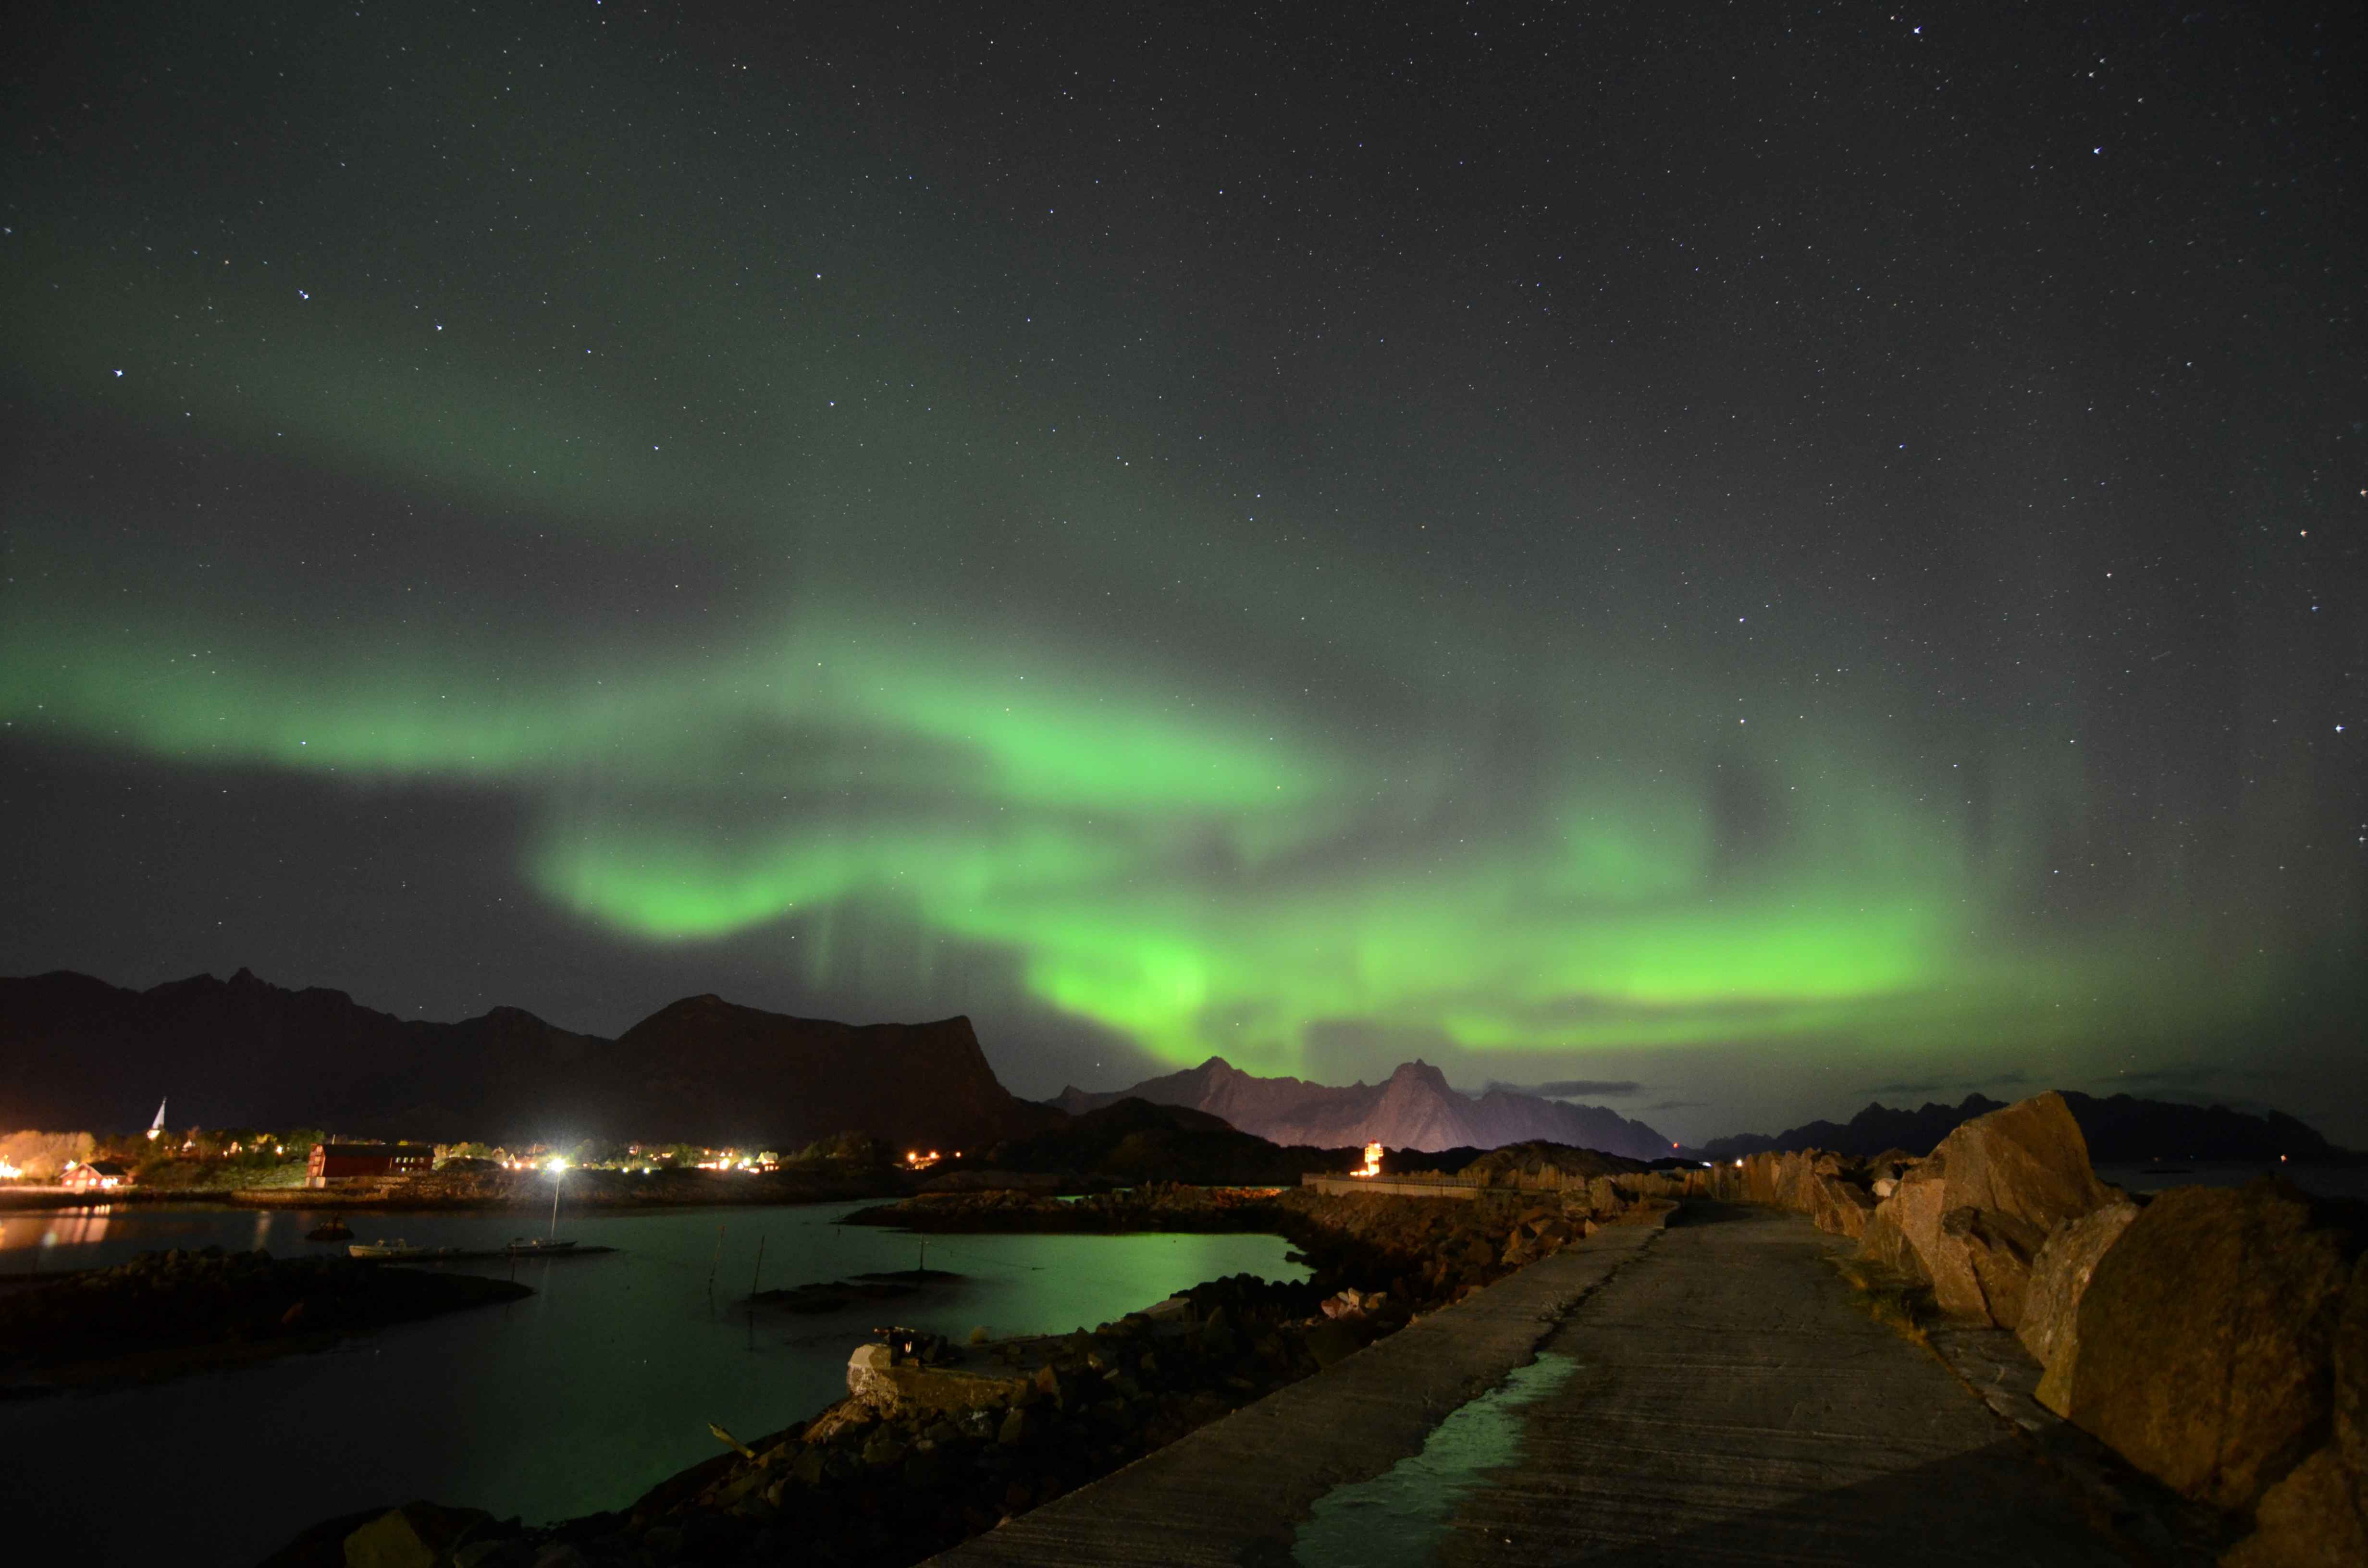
[{"x1": 544, "y1": 1157, "x2": 567, "y2": 1238}]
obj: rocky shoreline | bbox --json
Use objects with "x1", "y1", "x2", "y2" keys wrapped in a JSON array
[{"x1": 0, "y1": 1247, "x2": 531, "y2": 1393}]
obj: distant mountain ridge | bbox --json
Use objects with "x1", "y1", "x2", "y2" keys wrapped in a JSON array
[
  {"x1": 968, "y1": 1098, "x2": 1349, "y2": 1186},
  {"x1": 1696, "y1": 1090, "x2": 2339, "y2": 1163},
  {"x1": 1048, "y1": 1056, "x2": 1673, "y2": 1159},
  {"x1": 0, "y1": 968, "x2": 1060, "y2": 1151}
]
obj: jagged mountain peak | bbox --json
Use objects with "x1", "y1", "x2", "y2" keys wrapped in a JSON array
[
  {"x1": 1385, "y1": 1059, "x2": 1452, "y2": 1090},
  {"x1": 1057, "y1": 1054, "x2": 1670, "y2": 1158}
]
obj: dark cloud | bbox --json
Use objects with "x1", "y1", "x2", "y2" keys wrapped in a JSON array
[
  {"x1": 1647, "y1": 1099, "x2": 1710, "y2": 1113},
  {"x1": 1865, "y1": 1070, "x2": 2029, "y2": 1099},
  {"x1": 1486, "y1": 1079, "x2": 1644, "y2": 1100},
  {"x1": 2094, "y1": 1066, "x2": 2290, "y2": 1088}
]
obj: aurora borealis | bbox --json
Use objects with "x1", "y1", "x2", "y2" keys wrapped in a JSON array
[{"x1": 3, "y1": 3, "x2": 2360, "y2": 1142}]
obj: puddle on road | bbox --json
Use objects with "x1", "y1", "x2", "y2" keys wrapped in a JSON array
[{"x1": 1291, "y1": 1350, "x2": 1578, "y2": 1568}]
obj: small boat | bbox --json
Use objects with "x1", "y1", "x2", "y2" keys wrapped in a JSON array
[
  {"x1": 349, "y1": 1239, "x2": 449, "y2": 1260},
  {"x1": 306, "y1": 1219, "x2": 354, "y2": 1242},
  {"x1": 505, "y1": 1237, "x2": 579, "y2": 1256}
]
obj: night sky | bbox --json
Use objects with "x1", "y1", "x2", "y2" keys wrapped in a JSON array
[{"x1": 4, "y1": 3, "x2": 2360, "y2": 1145}]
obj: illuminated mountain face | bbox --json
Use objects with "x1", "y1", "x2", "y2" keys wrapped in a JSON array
[{"x1": 2, "y1": 4, "x2": 2357, "y2": 1142}]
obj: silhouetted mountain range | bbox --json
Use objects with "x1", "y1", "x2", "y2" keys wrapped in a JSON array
[
  {"x1": 967, "y1": 1098, "x2": 1351, "y2": 1186},
  {"x1": 0, "y1": 968, "x2": 1060, "y2": 1152},
  {"x1": 1048, "y1": 1056, "x2": 1673, "y2": 1160},
  {"x1": 1695, "y1": 1090, "x2": 2340, "y2": 1163}
]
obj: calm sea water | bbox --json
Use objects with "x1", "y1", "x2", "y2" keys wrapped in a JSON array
[
  {"x1": 0, "y1": 1200, "x2": 1306, "y2": 1565},
  {"x1": 2094, "y1": 1160, "x2": 2368, "y2": 1200}
]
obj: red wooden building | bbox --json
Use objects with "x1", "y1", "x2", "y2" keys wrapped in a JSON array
[
  {"x1": 306, "y1": 1144, "x2": 433, "y2": 1187},
  {"x1": 60, "y1": 1160, "x2": 132, "y2": 1193}
]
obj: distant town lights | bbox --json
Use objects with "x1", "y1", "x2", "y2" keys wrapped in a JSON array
[{"x1": 546, "y1": 1157, "x2": 568, "y2": 1175}]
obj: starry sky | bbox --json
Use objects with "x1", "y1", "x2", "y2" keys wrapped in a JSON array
[{"x1": 3, "y1": 2, "x2": 2361, "y2": 1144}]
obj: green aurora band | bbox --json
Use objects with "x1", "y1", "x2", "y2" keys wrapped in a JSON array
[{"x1": 0, "y1": 571, "x2": 2275, "y2": 1076}]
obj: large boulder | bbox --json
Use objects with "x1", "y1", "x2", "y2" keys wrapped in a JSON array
[
  {"x1": 846, "y1": 1342, "x2": 1030, "y2": 1416},
  {"x1": 1859, "y1": 1152, "x2": 1947, "y2": 1276},
  {"x1": 1935, "y1": 1091, "x2": 2110, "y2": 1231},
  {"x1": 343, "y1": 1503, "x2": 495, "y2": 1568},
  {"x1": 1937, "y1": 1205, "x2": 2049, "y2": 1327},
  {"x1": 2021, "y1": 1199, "x2": 2140, "y2": 1415},
  {"x1": 2220, "y1": 1446, "x2": 2368, "y2": 1568},
  {"x1": 2336, "y1": 1255, "x2": 2368, "y2": 1527},
  {"x1": 2066, "y1": 1179, "x2": 2357, "y2": 1510},
  {"x1": 1859, "y1": 1094, "x2": 2111, "y2": 1325},
  {"x1": 1808, "y1": 1173, "x2": 1876, "y2": 1240}
]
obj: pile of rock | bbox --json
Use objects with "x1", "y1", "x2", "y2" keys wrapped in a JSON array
[
  {"x1": 1854, "y1": 1091, "x2": 2115, "y2": 1326},
  {"x1": 1662, "y1": 1090, "x2": 2368, "y2": 1562},
  {"x1": 1844, "y1": 1092, "x2": 2365, "y2": 1566},
  {"x1": 1274, "y1": 1182, "x2": 1665, "y2": 1307},
  {"x1": 2041, "y1": 1179, "x2": 2365, "y2": 1566},
  {"x1": 584, "y1": 1274, "x2": 1332, "y2": 1568},
  {"x1": 1616, "y1": 1148, "x2": 1893, "y2": 1238}
]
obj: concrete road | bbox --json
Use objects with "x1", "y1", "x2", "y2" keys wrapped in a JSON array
[
  {"x1": 1435, "y1": 1203, "x2": 2128, "y2": 1566},
  {"x1": 927, "y1": 1204, "x2": 2134, "y2": 1567}
]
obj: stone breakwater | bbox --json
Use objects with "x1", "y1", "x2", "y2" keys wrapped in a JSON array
[
  {"x1": 274, "y1": 1182, "x2": 1672, "y2": 1568},
  {"x1": 1639, "y1": 1091, "x2": 2367, "y2": 1567}
]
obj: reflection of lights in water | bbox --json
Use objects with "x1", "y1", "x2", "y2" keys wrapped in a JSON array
[{"x1": 44, "y1": 1207, "x2": 114, "y2": 1248}]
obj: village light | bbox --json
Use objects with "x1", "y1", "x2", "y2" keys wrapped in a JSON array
[
  {"x1": 547, "y1": 1157, "x2": 568, "y2": 1175},
  {"x1": 1352, "y1": 1141, "x2": 1382, "y2": 1178}
]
